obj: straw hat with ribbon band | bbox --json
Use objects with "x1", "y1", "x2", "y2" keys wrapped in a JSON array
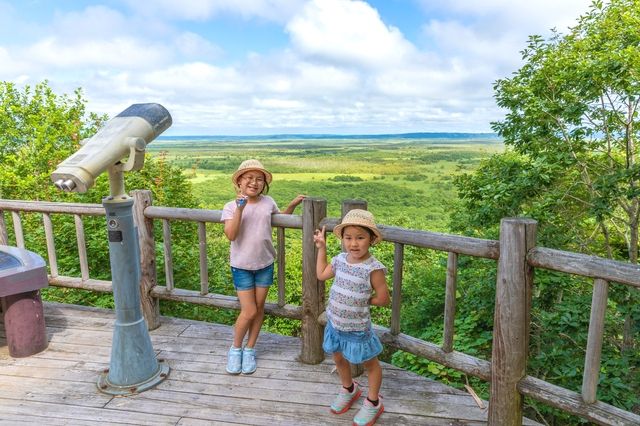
[
  {"x1": 333, "y1": 209, "x2": 382, "y2": 245},
  {"x1": 231, "y1": 159, "x2": 273, "y2": 187}
]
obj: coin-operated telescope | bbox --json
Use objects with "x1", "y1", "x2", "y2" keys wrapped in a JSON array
[{"x1": 51, "y1": 103, "x2": 171, "y2": 395}]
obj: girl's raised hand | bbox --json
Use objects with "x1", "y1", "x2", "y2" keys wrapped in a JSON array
[
  {"x1": 235, "y1": 194, "x2": 248, "y2": 208},
  {"x1": 313, "y1": 225, "x2": 327, "y2": 248}
]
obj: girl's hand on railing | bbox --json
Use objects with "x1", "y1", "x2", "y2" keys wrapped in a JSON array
[
  {"x1": 283, "y1": 194, "x2": 306, "y2": 214},
  {"x1": 313, "y1": 225, "x2": 327, "y2": 249}
]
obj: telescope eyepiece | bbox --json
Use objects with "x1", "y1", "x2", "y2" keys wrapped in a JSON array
[{"x1": 61, "y1": 179, "x2": 76, "y2": 191}]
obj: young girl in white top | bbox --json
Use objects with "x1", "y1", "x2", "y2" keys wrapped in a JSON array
[
  {"x1": 313, "y1": 209, "x2": 390, "y2": 426},
  {"x1": 222, "y1": 159, "x2": 304, "y2": 375}
]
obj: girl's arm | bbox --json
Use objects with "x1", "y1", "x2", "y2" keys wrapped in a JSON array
[
  {"x1": 223, "y1": 198, "x2": 246, "y2": 241},
  {"x1": 314, "y1": 225, "x2": 334, "y2": 280},
  {"x1": 369, "y1": 269, "x2": 390, "y2": 307},
  {"x1": 282, "y1": 194, "x2": 306, "y2": 214}
]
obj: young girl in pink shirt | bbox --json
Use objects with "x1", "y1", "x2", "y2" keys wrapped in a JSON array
[{"x1": 221, "y1": 159, "x2": 304, "y2": 375}]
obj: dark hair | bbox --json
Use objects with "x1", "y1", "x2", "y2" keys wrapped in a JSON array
[{"x1": 341, "y1": 225, "x2": 375, "y2": 240}]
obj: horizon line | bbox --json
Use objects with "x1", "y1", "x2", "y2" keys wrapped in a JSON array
[{"x1": 159, "y1": 131, "x2": 500, "y2": 139}]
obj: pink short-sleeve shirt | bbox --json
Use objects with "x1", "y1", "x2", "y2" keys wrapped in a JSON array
[{"x1": 221, "y1": 195, "x2": 279, "y2": 270}]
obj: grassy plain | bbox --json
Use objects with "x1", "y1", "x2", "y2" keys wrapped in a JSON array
[
  {"x1": 144, "y1": 136, "x2": 504, "y2": 353},
  {"x1": 149, "y1": 136, "x2": 503, "y2": 231}
]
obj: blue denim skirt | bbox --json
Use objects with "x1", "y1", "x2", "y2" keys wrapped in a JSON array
[{"x1": 323, "y1": 319, "x2": 382, "y2": 364}]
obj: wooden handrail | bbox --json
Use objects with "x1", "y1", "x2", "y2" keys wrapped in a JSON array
[{"x1": 528, "y1": 246, "x2": 640, "y2": 288}]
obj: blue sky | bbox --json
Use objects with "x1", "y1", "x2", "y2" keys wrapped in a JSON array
[{"x1": 0, "y1": 0, "x2": 595, "y2": 135}]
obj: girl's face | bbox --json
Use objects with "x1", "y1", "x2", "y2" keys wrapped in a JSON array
[
  {"x1": 237, "y1": 170, "x2": 266, "y2": 197},
  {"x1": 342, "y1": 225, "x2": 372, "y2": 262}
]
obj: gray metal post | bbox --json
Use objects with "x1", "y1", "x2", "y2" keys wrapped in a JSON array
[{"x1": 97, "y1": 194, "x2": 169, "y2": 395}]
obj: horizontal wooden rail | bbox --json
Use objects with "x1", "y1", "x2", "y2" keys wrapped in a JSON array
[
  {"x1": 518, "y1": 376, "x2": 640, "y2": 426},
  {"x1": 144, "y1": 206, "x2": 303, "y2": 229},
  {"x1": 0, "y1": 199, "x2": 105, "y2": 216},
  {"x1": 528, "y1": 247, "x2": 640, "y2": 288},
  {"x1": 151, "y1": 286, "x2": 303, "y2": 319},
  {"x1": 49, "y1": 276, "x2": 112, "y2": 292},
  {"x1": 320, "y1": 218, "x2": 499, "y2": 259}
]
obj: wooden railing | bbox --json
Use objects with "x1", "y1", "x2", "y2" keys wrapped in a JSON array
[{"x1": 0, "y1": 192, "x2": 638, "y2": 426}]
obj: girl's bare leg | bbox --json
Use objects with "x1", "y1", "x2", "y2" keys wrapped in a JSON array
[
  {"x1": 245, "y1": 286, "x2": 269, "y2": 348},
  {"x1": 333, "y1": 352, "x2": 354, "y2": 388},
  {"x1": 363, "y1": 357, "x2": 382, "y2": 400},
  {"x1": 233, "y1": 289, "x2": 258, "y2": 347}
]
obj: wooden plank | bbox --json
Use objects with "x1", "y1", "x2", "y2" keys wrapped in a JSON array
[
  {"x1": 0, "y1": 398, "x2": 180, "y2": 425},
  {"x1": 42, "y1": 212, "x2": 59, "y2": 278},
  {"x1": 11, "y1": 211, "x2": 24, "y2": 248},
  {"x1": 277, "y1": 227, "x2": 285, "y2": 307},
  {"x1": 442, "y1": 251, "x2": 458, "y2": 352},
  {"x1": 198, "y1": 221, "x2": 208, "y2": 295},
  {"x1": 582, "y1": 278, "x2": 608, "y2": 403},
  {"x1": 300, "y1": 197, "x2": 326, "y2": 364},
  {"x1": 379, "y1": 330, "x2": 492, "y2": 381},
  {"x1": 74, "y1": 214, "x2": 89, "y2": 280},
  {"x1": 48, "y1": 275, "x2": 113, "y2": 292},
  {"x1": 132, "y1": 189, "x2": 161, "y2": 330},
  {"x1": 0, "y1": 412, "x2": 134, "y2": 426},
  {"x1": 0, "y1": 200, "x2": 104, "y2": 215},
  {"x1": 390, "y1": 242, "x2": 404, "y2": 335},
  {"x1": 162, "y1": 218, "x2": 174, "y2": 290},
  {"x1": 489, "y1": 218, "x2": 536, "y2": 425},
  {"x1": 151, "y1": 286, "x2": 303, "y2": 319},
  {"x1": 144, "y1": 206, "x2": 303, "y2": 229},
  {"x1": 320, "y1": 217, "x2": 500, "y2": 260},
  {"x1": 0, "y1": 210, "x2": 8, "y2": 245},
  {"x1": 0, "y1": 302, "x2": 551, "y2": 425},
  {"x1": 0, "y1": 376, "x2": 112, "y2": 407},
  {"x1": 528, "y1": 247, "x2": 640, "y2": 288},
  {"x1": 160, "y1": 369, "x2": 475, "y2": 405},
  {"x1": 519, "y1": 375, "x2": 640, "y2": 426}
]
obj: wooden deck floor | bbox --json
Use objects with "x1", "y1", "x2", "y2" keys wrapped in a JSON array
[{"x1": 0, "y1": 302, "x2": 541, "y2": 425}]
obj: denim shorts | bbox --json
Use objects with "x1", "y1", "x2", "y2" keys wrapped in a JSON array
[
  {"x1": 231, "y1": 263, "x2": 274, "y2": 291},
  {"x1": 323, "y1": 319, "x2": 383, "y2": 364}
]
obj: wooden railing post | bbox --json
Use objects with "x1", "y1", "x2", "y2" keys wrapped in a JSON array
[
  {"x1": 300, "y1": 197, "x2": 327, "y2": 364},
  {"x1": 489, "y1": 218, "x2": 537, "y2": 425},
  {"x1": 132, "y1": 190, "x2": 160, "y2": 330},
  {"x1": 0, "y1": 210, "x2": 7, "y2": 245},
  {"x1": 341, "y1": 199, "x2": 368, "y2": 377}
]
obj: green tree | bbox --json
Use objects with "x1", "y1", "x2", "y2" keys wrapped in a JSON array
[
  {"x1": 0, "y1": 81, "x2": 105, "y2": 200},
  {"x1": 0, "y1": 80, "x2": 200, "y2": 309},
  {"x1": 453, "y1": 0, "x2": 639, "y2": 421}
]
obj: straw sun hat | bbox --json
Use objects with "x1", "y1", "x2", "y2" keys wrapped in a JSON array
[
  {"x1": 231, "y1": 159, "x2": 273, "y2": 186},
  {"x1": 333, "y1": 209, "x2": 382, "y2": 245}
]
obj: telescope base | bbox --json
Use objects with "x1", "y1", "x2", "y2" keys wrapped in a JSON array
[{"x1": 97, "y1": 359, "x2": 170, "y2": 396}]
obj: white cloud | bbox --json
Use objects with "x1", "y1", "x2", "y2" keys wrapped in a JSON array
[
  {"x1": 286, "y1": 0, "x2": 416, "y2": 69},
  {"x1": 0, "y1": 0, "x2": 599, "y2": 134},
  {"x1": 143, "y1": 62, "x2": 248, "y2": 97},
  {"x1": 25, "y1": 37, "x2": 169, "y2": 69}
]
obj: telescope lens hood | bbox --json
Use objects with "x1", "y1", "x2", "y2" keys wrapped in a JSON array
[{"x1": 116, "y1": 103, "x2": 172, "y2": 137}]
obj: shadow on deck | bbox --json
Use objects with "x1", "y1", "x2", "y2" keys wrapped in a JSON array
[{"x1": 0, "y1": 302, "x2": 541, "y2": 425}]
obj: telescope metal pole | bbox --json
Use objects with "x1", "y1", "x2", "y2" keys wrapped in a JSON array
[{"x1": 97, "y1": 169, "x2": 169, "y2": 395}]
